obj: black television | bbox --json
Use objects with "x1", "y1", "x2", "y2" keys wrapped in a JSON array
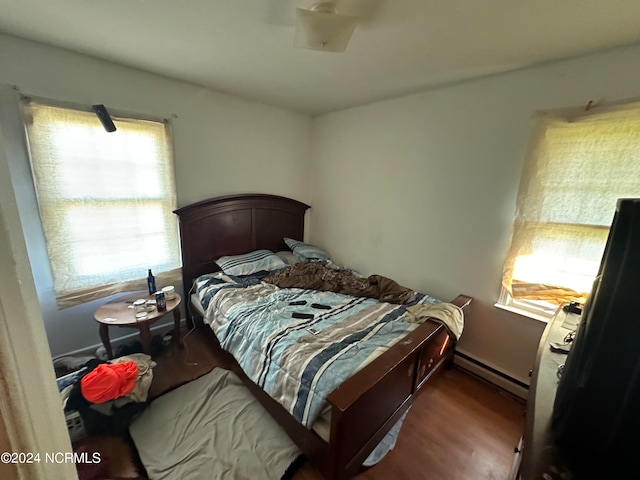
[{"x1": 551, "y1": 198, "x2": 640, "y2": 477}]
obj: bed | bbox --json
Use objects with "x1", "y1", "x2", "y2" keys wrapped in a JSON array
[{"x1": 174, "y1": 193, "x2": 471, "y2": 480}]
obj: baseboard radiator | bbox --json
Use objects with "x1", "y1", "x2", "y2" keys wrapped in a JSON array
[{"x1": 454, "y1": 350, "x2": 529, "y2": 400}]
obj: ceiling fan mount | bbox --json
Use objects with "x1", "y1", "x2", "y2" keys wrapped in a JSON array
[
  {"x1": 294, "y1": 2, "x2": 360, "y2": 53},
  {"x1": 308, "y1": 2, "x2": 338, "y2": 14}
]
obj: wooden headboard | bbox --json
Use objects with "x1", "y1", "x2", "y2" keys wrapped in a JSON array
[{"x1": 173, "y1": 194, "x2": 310, "y2": 294}]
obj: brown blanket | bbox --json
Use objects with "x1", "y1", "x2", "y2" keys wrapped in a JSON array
[{"x1": 263, "y1": 263, "x2": 415, "y2": 305}]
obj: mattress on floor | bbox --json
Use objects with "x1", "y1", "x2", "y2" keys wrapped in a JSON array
[{"x1": 129, "y1": 368, "x2": 301, "y2": 480}]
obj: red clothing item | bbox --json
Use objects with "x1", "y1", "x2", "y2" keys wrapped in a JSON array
[{"x1": 80, "y1": 361, "x2": 139, "y2": 404}]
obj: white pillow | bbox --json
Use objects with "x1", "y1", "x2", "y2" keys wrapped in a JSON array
[
  {"x1": 276, "y1": 251, "x2": 300, "y2": 266},
  {"x1": 284, "y1": 238, "x2": 331, "y2": 263}
]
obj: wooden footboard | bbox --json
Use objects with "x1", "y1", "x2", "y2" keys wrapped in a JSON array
[
  {"x1": 191, "y1": 294, "x2": 471, "y2": 480},
  {"x1": 325, "y1": 294, "x2": 472, "y2": 479}
]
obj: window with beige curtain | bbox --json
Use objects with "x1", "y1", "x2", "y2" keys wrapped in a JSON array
[
  {"x1": 501, "y1": 100, "x2": 640, "y2": 308},
  {"x1": 23, "y1": 99, "x2": 181, "y2": 309}
]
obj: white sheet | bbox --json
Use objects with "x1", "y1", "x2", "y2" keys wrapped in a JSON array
[{"x1": 130, "y1": 368, "x2": 300, "y2": 480}]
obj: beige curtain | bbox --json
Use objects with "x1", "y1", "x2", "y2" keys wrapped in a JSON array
[
  {"x1": 24, "y1": 100, "x2": 181, "y2": 308},
  {"x1": 502, "y1": 101, "x2": 640, "y2": 304}
]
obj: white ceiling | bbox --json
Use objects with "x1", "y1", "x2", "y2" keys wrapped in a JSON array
[{"x1": 1, "y1": 0, "x2": 640, "y2": 115}]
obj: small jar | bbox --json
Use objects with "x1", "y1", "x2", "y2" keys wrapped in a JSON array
[
  {"x1": 162, "y1": 285, "x2": 175, "y2": 300},
  {"x1": 133, "y1": 299, "x2": 146, "y2": 313}
]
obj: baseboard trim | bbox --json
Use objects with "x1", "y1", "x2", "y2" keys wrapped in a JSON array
[
  {"x1": 52, "y1": 318, "x2": 186, "y2": 359},
  {"x1": 454, "y1": 350, "x2": 529, "y2": 400}
]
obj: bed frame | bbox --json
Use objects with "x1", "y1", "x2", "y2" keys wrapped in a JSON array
[{"x1": 174, "y1": 193, "x2": 471, "y2": 480}]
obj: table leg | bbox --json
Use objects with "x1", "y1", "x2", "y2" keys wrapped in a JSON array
[
  {"x1": 173, "y1": 308, "x2": 182, "y2": 348},
  {"x1": 139, "y1": 325, "x2": 152, "y2": 355},
  {"x1": 99, "y1": 324, "x2": 113, "y2": 359}
]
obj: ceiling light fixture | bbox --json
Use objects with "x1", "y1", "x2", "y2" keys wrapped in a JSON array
[{"x1": 294, "y1": 2, "x2": 359, "y2": 53}]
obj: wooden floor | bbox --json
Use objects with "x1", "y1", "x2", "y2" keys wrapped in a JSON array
[{"x1": 73, "y1": 326, "x2": 525, "y2": 480}]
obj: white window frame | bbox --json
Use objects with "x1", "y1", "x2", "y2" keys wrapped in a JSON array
[
  {"x1": 497, "y1": 99, "x2": 640, "y2": 321},
  {"x1": 495, "y1": 288, "x2": 559, "y2": 323},
  {"x1": 23, "y1": 96, "x2": 181, "y2": 308}
]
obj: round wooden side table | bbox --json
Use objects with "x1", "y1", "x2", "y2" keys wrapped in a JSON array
[{"x1": 93, "y1": 291, "x2": 182, "y2": 359}]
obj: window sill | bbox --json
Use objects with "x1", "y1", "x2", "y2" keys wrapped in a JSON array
[{"x1": 494, "y1": 302, "x2": 552, "y2": 324}]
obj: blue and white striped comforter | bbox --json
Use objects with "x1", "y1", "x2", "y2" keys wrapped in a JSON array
[{"x1": 196, "y1": 273, "x2": 442, "y2": 428}]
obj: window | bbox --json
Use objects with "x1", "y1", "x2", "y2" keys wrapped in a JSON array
[
  {"x1": 499, "y1": 100, "x2": 640, "y2": 317},
  {"x1": 23, "y1": 99, "x2": 181, "y2": 308}
]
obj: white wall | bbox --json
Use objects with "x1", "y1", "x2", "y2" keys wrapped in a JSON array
[
  {"x1": 3, "y1": 29, "x2": 640, "y2": 386},
  {"x1": 0, "y1": 33, "x2": 312, "y2": 356},
  {"x1": 310, "y1": 43, "x2": 640, "y2": 385}
]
